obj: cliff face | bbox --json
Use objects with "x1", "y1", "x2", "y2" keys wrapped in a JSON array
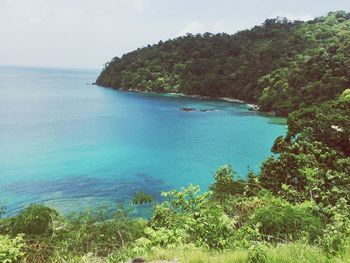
[{"x1": 97, "y1": 11, "x2": 350, "y2": 116}]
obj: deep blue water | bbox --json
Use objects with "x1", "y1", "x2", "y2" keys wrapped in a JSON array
[{"x1": 0, "y1": 66, "x2": 287, "y2": 214}]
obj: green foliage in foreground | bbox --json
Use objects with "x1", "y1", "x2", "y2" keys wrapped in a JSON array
[
  {"x1": 0, "y1": 205, "x2": 58, "y2": 236},
  {"x1": 0, "y1": 96, "x2": 349, "y2": 262},
  {"x1": 260, "y1": 94, "x2": 350, "y2": 207},
  {"x1": 0, "y1": 189, "x2": 348, "y2": 263},
  {"x1": 0, "y1": 234, "x2": 25, "y2": 263},
  {"x1": 97, "y1": 11, "x2": 350, "y2": 115},
  {"x1": 145, "y1": 241, "x2": 350, "y2": 263}
]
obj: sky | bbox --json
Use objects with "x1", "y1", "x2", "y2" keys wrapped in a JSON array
[{"x1": 1, "y1": 0, "x2": 350, "y2": 69}]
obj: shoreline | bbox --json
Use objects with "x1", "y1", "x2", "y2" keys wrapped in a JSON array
[{"x1": 96, "y1": 85, "x2": 261, "y2": 111}]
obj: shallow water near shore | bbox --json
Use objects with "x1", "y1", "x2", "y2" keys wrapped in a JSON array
[{"x1": 0, "y1": 66, "x2": 287, "y2": 214}]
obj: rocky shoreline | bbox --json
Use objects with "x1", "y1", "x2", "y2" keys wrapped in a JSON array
[{"x1": 180, "y1": 107, "x2": 218, "y2": 112}]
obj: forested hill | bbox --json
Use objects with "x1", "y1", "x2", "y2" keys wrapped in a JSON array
[{"x1": 96, "y1": 11, "x2": 350, "y2": 116}]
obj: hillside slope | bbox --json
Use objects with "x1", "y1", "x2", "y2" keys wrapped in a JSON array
[{"x1": 97, "y1": 11, "x2": 350, "y2": 115}]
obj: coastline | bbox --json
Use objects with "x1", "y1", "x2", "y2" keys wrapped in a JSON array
[
  {"x1": 95, "y1": 85, "x2": 261, "y2": 111},
  {"x1": 218, "y1": 97, "x2": 260, "y2": 111}
]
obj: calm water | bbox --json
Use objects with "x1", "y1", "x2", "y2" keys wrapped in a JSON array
[{"x1": 0, "y1": 66, "x2": 286, "y2": 214}]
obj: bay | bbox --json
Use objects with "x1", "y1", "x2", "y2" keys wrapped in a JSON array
[{"x1": 0, "y1": 66, "x2": 286, "y2": 214}]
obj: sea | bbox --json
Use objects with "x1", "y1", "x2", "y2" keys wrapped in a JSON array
[{"x1": 0, "y1": 66, "x2": 287, "y2": 214}]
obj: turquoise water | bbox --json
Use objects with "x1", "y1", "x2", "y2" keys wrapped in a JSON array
[{"x1": 0, "y1": 66, "x2": 287, "y2": 214}]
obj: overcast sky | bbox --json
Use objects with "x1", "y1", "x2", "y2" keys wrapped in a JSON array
[{"x1": 1, "y1": 0, "x2": 350, "y2": 69}]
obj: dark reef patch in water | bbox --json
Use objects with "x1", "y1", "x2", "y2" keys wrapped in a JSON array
[{"x1": 3, "y1": 173, "x2": 167, "y2": 215}]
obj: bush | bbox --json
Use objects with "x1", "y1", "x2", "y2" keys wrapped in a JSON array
[
  {"x1": 0, "y1": 234, "x2": 25, "y2": 262},
  {"x1": 210, "y1": 165, "x2": 247, "y2": 202},
  {"x1": 249, "y1": 197, "x2": 323, "y2": 242},
  {"x1": 222, "y1": 192, "x2": 323, "y2": 244},
  {"x1": 248, "y1": 243, "x2": 268, "y2": 263},
  {"x1": 54, "y1": 207, "x2": 146, "y2": 258},
  {"x1": 2, "y1": 205, "x2": 59, "y2": 236},
  {"x1": 321, "y1": 198, "x2": 350, "y2": 254},
  {"x1": 141, "y1": 185, "x2": 236, "y2": 249}
]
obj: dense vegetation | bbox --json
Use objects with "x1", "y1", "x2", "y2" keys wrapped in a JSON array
[
  {"x1": 97, "y1": 11, "x2": 350, "y2": 116},
  {"x1": 0, "y1": 89, "x2": 349, "y2": 262}
]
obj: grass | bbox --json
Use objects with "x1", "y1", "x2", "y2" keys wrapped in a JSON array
[
  {"x1": 144, "y1": 242, "x2": 350, "y2": 263},
  {"x1": 145, "y1": 248, "x2": 247, "y2": 263}
]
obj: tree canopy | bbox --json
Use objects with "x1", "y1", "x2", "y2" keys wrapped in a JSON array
[{"x1": 97, "y1": 11, "x2": 350, "y2": 116}]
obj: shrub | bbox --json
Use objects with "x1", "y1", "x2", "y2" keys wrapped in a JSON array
[
  {"x1": 5, "y1": 205, "x2": 58, "y2": 236},
  {"x1": 54, "y1": 207, "x2": 146, "y2": 258},
  {"x1": 142, "y1": 185, "x2": 236, "y2": 249},
  {"x1": 224, "y1": 192, "x2": 323, "y2": 243},
  {"x1": 321, "y1": 198, "x2": 350, "y2": 254},
  {"x1": 0, "y1": 234, "x2": 25, "y2": 262},
  {"x1": 210, "y1": 165, "x2": 247, "y2": 202},
  {"x1": 249, "y1": 197, "x2": 323, "y2": 242},
  {"x1": 341, "y1": 88, "x2": 350, "y2": 99},
  {"x1": 248, "y1": 243, "x2": 268, "y2": 263}
]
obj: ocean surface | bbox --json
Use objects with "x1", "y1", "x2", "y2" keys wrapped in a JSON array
[{"x1": 0, "y1": 66, "x2": 287, "y2": 214}]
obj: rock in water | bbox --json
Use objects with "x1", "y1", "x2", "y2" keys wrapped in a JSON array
[{"x1": 180, "y1": 107, "x2": 196, "y2": 112}]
